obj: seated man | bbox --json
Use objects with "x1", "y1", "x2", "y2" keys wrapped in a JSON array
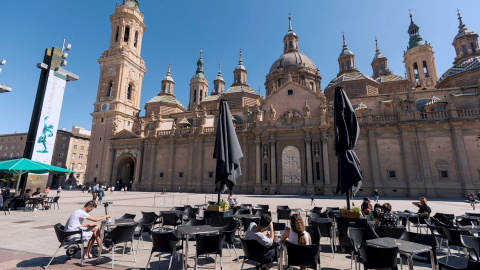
[
  {"x1": 245, "y1": 213, "x2": 277, "y2": 266},
  {"x1": 22, "y1": 189, "x2": 32, "y2": 204},
  {"x1": 65, "y1": 201, "x2": 111, "y2": 259},
  {"x1": 401, "y1": 197, "x2": 431, "y2": 226},
  {"x1": 32, "y1": 187, "x2": 42, "y2": 197}
]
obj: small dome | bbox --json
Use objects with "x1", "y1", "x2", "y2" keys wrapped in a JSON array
[
  {"x1": 339, "y1": 34, "x2": 354, "y2": 57},
  {"x1": 162, "y1": 63, "x2": 174, "y2": 83},
  {"x1": 147, "y1": 95, "x2": 185, "y2": 108},
  {"x1": 454, "y1": 12, "x2": 476, "y2": 41},
  {"x1": 268, "y1": 52, "x2": 316, "y2": 74},
  {"x1": 122, "y1": 0, "x2": 140, "y2": 11}
]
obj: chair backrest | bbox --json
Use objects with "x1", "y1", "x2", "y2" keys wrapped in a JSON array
[
  {"x1": 273, "y1": 222, "x2": 286, "y2": 231},
  {"x1": 109, "y1": 223, "x2": 138, "y2": 244},
  {"x1": 337, "y1": 217, "x2": 368, "y2": 249},
  {"x1": 379, "y1": 226, "x2": 406, "y2": 239},
  {"x1": 151, "y1": 231, "x2": 180, "y2": 253},
  {"x1": 243, "y1": 217, "x2": 260, "y2": 232},
  {"x1": 277, "y1": 205, "x2": 290, "y2": 210},
  {"x1": 53, "y1": 196, "x2": 60, "y2": 203},
  {"x1": 310, "y1": 207, "x2": 323, "y2": 214},
  {"x1": 172, "y1": 206, "x2": 185, "y2": 211},
  {"x1": 359, "y1": 244, "x2": 398, "y2": 269},
  {"x1": 277, "y1": 209, "x2": 292, "y2": 219},
  {"x1": 254, "y1": 210, "x2": 272, "y2": 217},
  {"x1": 240, "y1": 238, "x2": 274, "y2": 263},
  {"x1": 138, "y1": 215, "x2": 157, "y2": 229},
  {"x1": 185, "y1": 218, "x2": 207, "y2": 226},
  {"x1": 240, "y1": 204, "x2": 252, "y2": 209},
  {"x1": 162, "y1": 212, "x2": 181, "y2": 226},
  {"x1": 466, "y1": 213, "x2": 480, "y2": 218},
  {"x1": 443, "y1": 227, "x2": 473, "y2": 247},
  {"x1": 461, "y1": 235, "x2": 480, "y2": 262},
  {"x1": 183, "y1": 207, "x2": 196, "y2": 220},
  {"x1": 196, "y1": 233, "x2": 225, "y2": 256},
  {"x1": 347, "y1": 227, "x2": 365, "y2": 250},
  {"x1": 305, "y1": 225, "x2": 321, "y2": 245},
  {"x1": 53, "y1": 223, "x2": 80, "y2": 243},
  {"x1": 236, "y1": 208, "x2": 250, "y2": 215},
  {"x1": 310, "y1": 219, "x2": 333, "y2": 238},
  {"x1": 285, "y1": 241, "x2": 320, "y2": 269},
  {"x1": 120, "y1": 213, "x2": 136, "y2": 220},
  {"x1": 218, "y1": 220, "x2": 239, "y2": 232},
  {"x1": 434, "y1": 213, "x2": 455, "y2": 225},
  {"x1": 257, "y1": 204, "x2": 269, "y2": 211},
  {"x1": 400, "y1": 231, "x2": 438, "y2": 263}
]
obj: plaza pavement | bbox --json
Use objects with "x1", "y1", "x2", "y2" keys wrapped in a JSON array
[{"x1": 0, "y1": 190, "x2": 476, "y2": 270}]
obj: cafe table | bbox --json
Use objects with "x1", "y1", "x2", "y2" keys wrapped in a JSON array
[
  {"x1": 96, "y1": 218, "x2": 136, "y2": 264},
  {"x1": 177, "y1": 225, "x2": 219, "y2": 270},
  {"x1": 366, "y1": 237, "x2": 434, "y2": 270}
]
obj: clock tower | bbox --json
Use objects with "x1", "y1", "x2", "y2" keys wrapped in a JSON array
[{"x1": 85, "y1": 0, "x2": 147, "y2": 185}]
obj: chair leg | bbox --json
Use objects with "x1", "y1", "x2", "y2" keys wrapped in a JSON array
[
  {"x1": 132, "y1": 241, "x2": 136, "y2": 263},
  {"x1": 112, "y1": 244, "x2": 115, "y2": 269},
  {"x1": 45, "y1": 245, "x2": 62, "y2": 270},
  {"x1": 195, "y1": 256, "x2": 198, "y2": 270},
  {"x1": 220, "y1": 255, "x2": 223, "y2": 270},
  {"x1": 350, "y1": 250, "x2": 353, "y2": 269},
  {"x1": 215, "y1": 254, "x2": 218, "y2": 270},
  {"x1": 145, "y1": 252, "x2": 153, "y2": 270},
  {"x1": 241, "y1": 259, "x2": 245, "y2": 270},
  {"x1": 232, "y1": 244, "x2": 240, "y2": 263},
  {"x1": 168, "y1": 253, "x2": 174, "y2": 270},
  {"x1": 122, "y1": 242, "x2": 126, "y2": 257},
  {"x1": 227, "y1": 244, "x2": 232, "y2": 256},
  {"x1": 80, "y1": 241, "x2": 85, "y2": 266}
]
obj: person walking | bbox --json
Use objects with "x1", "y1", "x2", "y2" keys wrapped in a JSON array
[
  {"x1": 469, "y1": 194, "x2": 476, "y2": 210},
  {"x1": 57, "y1": 186, "x2": 62, "y2": 196},
  {"x1": 98, "y1": 186, "x2": 105, "y2": 204},
  {"x1": 92, "y1": 184, "x2": 99, "y2": 201},
  {"x1": 310, "y1": 194, "x2": 315, "y2": 205},
  {"x1": 374, "y1": 189, "x2": 379, "y2": 202}
]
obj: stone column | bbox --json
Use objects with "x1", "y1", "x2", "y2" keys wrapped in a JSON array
[
  {"x1": 167, "y1": 140, "x2": 175, "y2": 190},
  {"x1": 254, "y1": 135, "x2": 262, "y2": 194},
  {"x1": 416, "y1": 130, "x2": 436, "y2": 197},
  {"x1": 148, "y1": 142, "x2": 156, "y2": 191},
  {"x1": 321, "y1": 132, "x2": 333, "y2": 195},
  {"x1": 187, "y1": 139, "x2": 195, "y2": 191},
  {"x1": 134, "y1": 145, "x2": 144, "y2": 189},
  {"x1": 269, "y1": 135, "x2": 276, "y2": 194},
  {"x1": 241, "y1": 136, "x2": 248, "y2": 193},
  {"x1": 399, "y1": 126, "x2": 418, "y2": 197},
  {"x1": 107, "y1": 147, "x2": 115, "y2": 186},
  {"x1": 305, "y1": 133, "x2": 315, "y2": 194},
  {"x1": 451, "y1": 124, "x2": 474, "y2": 192},
  {"x1": 367, "y1": 129, "x2": 382, "y2": 189},
  {"x1": 195, "y1": 137, "x2": 204, "y2": 192}
]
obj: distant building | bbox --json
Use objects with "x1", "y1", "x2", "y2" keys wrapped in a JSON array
[
  {"x1": 0, "y1": 126, "x2": 91, "y2": 188},
  {"x1": 85, "y1": 1, "x2": 480, "y2": 197}
]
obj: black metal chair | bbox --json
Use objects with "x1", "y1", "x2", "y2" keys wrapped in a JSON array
[
  {"x1": 162, "y1": 212, "x2": 182, "y2": 231},
  {"x1": 307, "y1": 206, "x2": 323, "y2": 218},
  {"x1": 254, "y1": 210, "x2": 271, "y2": 217},
  {"x1": 466, "y1": 213, "x2": 480, "y2": 218},
  {"x1": 277, "y1": 205, "x2": 289, "y2": 210},
  {"x1": 400, "y1": 231, "x2": 438, "y2": 267},
  {"x1": 185, "y1": 218, "x2": 207, "y2": 226},
  {"x1": 359, "y1": 244, "x2": 399, "y2": 270},
  {"x1": 1, "y1": 197, "x2": 12, "y2": 215},
  {"x1": 378, "y1": 225, "x2": 406, "y2": 239},
  {"x1": 48, "y1": 196, "x2": 60, "y2": 210},
  {"x1": 218, "y1": 221, "x2": 240, "y2": 262},
  {"x1": 311, "y1": 219, "x2": 335, "y2": 257},
  {"x1": 195, "y1": 233, "x2": 225, "y2": 270},
  {"x1": 308, "y1": 213, "x2": 328, "y2": 225},
  {"x1": 172, "y1": 206, "x2": 185, "y2": 211},
  {"x1": 119, "y1": 213, "x2": 136, "y2": 220},
  {"x1": 336, "y1": 217, "x2": 368, "y2": 252},
  {"x1": 142, "y1": 211, "x2": 162, "y2": 231},
  {"x1": 347, "y1": 227, "x2": 365, "y2": 270},
  {"x1": 438, "y1": 235, "x2": 480, "y2": 270},
  {"x1": 24, "y1": 197, "x2": 39, "y2": 211},
  {"x1": 277, "y1": 209, "x2": 292, "y2": 225},
  {"x1": 434, "y1": 213, "x2": 455, "y2": 226},
  {"x1": 103, "y1": 223, "x2": 138, "y2": 269},
  {"x1": 183, "y1": 207, "x2": 198, "y2": 223},
  {"x1": 272, "y1": 222, "x2": 286, "y2": 231},
  {"x1": 426, "y1": 218, "x2": 448, "y2": 248},
  {"x1": 256, "y1": 204, "x2": 269, "y2": 211},
  {"x1": 407, "y1": 214, "x2": 429, "y2": 233},
  {"x1": 306, "y1": 225, "x2": 322, "y2": 267},
  {"x1": 240, "y1": 204, "x2": 252, "y2": 209},
  {"x1": 443, "y1": 227, "x2": 474, "y2": 263},
  {"x1": 146, "y1": 231, "x2": 183, "y2": 270},
  {"x1": 46, "y1": 223, "x2": 86, "y2": 269},
  {"x1": 240, "y1": 238, "x2": 278, "y2": 270},
  {"x1": 284, "y1": 241, "x2": 320, "y2": 270},
  {"x1": 134, "y1": 215, "x2": 157, "y2": 251},
  {"x1": 206, "y1": 216, "x2": 234, "y2": 227},
  {"x1": 235, "y1": 207, "x2": 250, "y2": 215}
]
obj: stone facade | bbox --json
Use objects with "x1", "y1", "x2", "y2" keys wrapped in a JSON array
[{"x1": 85, "y1": 3, "x2": 480, "y2": 198}]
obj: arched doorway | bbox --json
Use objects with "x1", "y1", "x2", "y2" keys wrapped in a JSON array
[
  {"x1": 117, "y1": 156, "x2": 135, "y2": 190},
  {"x1": 282, "y1": 146, "x2": 301, "y2": 183}
]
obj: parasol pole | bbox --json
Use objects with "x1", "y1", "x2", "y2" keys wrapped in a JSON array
[
  {"x1": 15, "y1": 170, "x2": 23, "y2": 197},
  {"x1": 346, "y1": 189, "x2": 351, "y2": 210},
  {"x1": 217, "y1": 190, "x2": 221, "y2": 205}
]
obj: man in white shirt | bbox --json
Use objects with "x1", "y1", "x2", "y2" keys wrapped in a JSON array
[
  {"x1": 245, "y1": 213, "x2": 277, "y2": 266},
  {"x1": 65, "y1": 201, "x2": 110, "y2": 259}
]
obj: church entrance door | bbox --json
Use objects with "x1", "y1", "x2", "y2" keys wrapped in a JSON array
[
  {"x1": 117, "y1": 157, "x2": 134, "y2": 190},
  {"x1": 282, "y1": 146, "x2": 301, "y2": 184}
]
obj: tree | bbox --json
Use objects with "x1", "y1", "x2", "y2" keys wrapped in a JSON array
[{"x1": 0, "y1": 172, "x2": 18, "y2": 183}]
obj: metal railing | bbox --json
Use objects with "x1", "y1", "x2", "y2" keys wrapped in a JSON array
[
  {"x1": 204, "y1": 194, "x2": 228, "y2": 204},
  {"x1": 153, "y1": 194, "x2": 189, "y2": 207}
]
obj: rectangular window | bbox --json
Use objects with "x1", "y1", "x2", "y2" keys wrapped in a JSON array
[
  {"x1": 208, "y1": 172, "x2": 214, "y2": 178},
  {"x1": 101, "y1": 118, "x2": 104, "y2": 123},
  {"x1": 56, "y1": 162, "x2": 62, "y2": 167},
  {"x1": 93, "y1": 177, "x2": 97, "y2": 183},
  {"x1": 264, "y1": 163, "x2": 268, "y2": 181},
  {"x1": 471, "y1": 42, "x2": 476, "y2": 53},
  {"x1": 70, "y1": 163, "x2": 74, "y2": 170},
  {"x1": 160, "y1": 172, "x2": 164, "y2": 178},
  {"x1": 310, "y1": 82, "x2": 314, "y2": 90},
  {"x1": 440, "y1": 170, "x2": 449, "y2": 179},
  {"x1": 388, "y1": 170, "x2": 396, "y2": 178},
  {"x1": 288, "y1": 89, "x2": 293, "y2": 96},
  {"x1": 60, "y1": 144, "x2": 65, "y2": 149},
  {"x1": 95, "y1": 164, "x2": 98, "y2": 168},
  {"x1": 20, "y1": 137, "x2": 23, "y2": 140},
  {"x1": 462, "y1": 44, "x2": 469, "y2": 55},
  {"x1": 99, "y1": 137, "x2": 102, "y2": 142},
  {"x1": 79, "y1": 154, "x2": 83, "y2": 160},
  {"x1": 179, "y1": 172, "x2": 183, "y2": 178},
  {"x1": 72, "y1": 153, "x2": 76, "y2": 159},
  {"x1": 81, "y1": 146, "x2": 84, "y2": 151},
  {"x1": 73, "y1": 145, "x2": 77, "y2": 150},
  {"x1": 76, "y1": 173, "x2": 80, "y2": 178},
  {"x1": 346, "y1": 60, "x2": 351, "y2": 69},
  {"x1": 341, "y1": 62, "x2": 345, "y2": 71},
  {"x1": 316, "y1": 162, "x2": 320, "y2": 180},
  {"x1": 77, "y1": 163, "x2": 82, "y2": 169},
  {"x1": 58, "y1": 152, "x2": 64, "y2": 157}
]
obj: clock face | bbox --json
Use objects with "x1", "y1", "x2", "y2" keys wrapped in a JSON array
[{"x1": 101, "y1": 104, "x2": 108, "y2": 111}]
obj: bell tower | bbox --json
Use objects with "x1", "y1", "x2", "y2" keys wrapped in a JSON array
[
  {"x1": 188, "y1": 50, "x2": 209, "y2": 111},
  {"x1": 337, "y1": 33, "x2": 359, "y2": 76},
  {"x1": 86, "y1": 0, "x2": 147, "y2": 185}
]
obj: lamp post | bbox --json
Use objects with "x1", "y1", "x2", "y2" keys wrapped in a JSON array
[
  {"x1": 17, "y1": 40, "x2": 79, "y2": 196},
  {"x1": 0, "y1": 59, "x2": 12, "y2": 93}
]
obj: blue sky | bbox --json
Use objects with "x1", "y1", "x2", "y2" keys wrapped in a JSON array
[{"x1": 0, "y1": 0, "x2": 478, "y2": 134}]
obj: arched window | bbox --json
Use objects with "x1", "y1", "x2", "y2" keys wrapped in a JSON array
[
  {"x1": 162, "y1": 84, "x2": 166, "y2": 92},
  {"x1": 380, "y1": 63, "x2": 385, "y2": 72},
  {"x1": 115, "y1": 26, "x2": 119, "y2": 42},
  {"x1": 107, "y1": 82, "x2": 113, "y2": 96},
  {"x1": 214, "y1": 84, "x2": 218, "y2": 91},
  {"x1": 167, "y1": 85, "x2": 170, "y2": 92},
  {"x1": 200, "y1": 90, "x2": 203, "y2": 101},
  {"x1": 284, "y1": 43, "x2": 287, "y2": 50},
  {"x1": 289, "y1": 41, "x2": 293, "y2": 48},
  {"x1": 127, "y1": 84, "x2": 132, "y2": 100},
  {"x1": 134, "y1": 31, "x2": 138, "y2": 47},
  {"x1": 376, "y1": 66, "x2": 379, "y2": 73},
  {"x1": 237, "y1": 75, "x2": 240, "y2": 83},
  {"x1": 193, "y1": 90, "x2": 197, "y2": 102},
  {"x1": 242, "y1": 75, "x2": 245, "y2": 83},
  {"x1": 341, "y1": 62, "x2": 345, "y2": 71},
  {"x1": 456, "y1": 47, "x2": 460, "y2": 56},
  {"x1": 346, "y1": 60, "x2": 351, "y2": 69},
  {"x1": 124, "y1": 26, "x2": 130, "y2": 43}
]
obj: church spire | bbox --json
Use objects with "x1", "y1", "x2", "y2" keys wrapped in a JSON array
[
  {"x1": 213, "y1": 62, "x2": 225, "y2": 95},
  {"x1": 232, "y1": 49, "x2": 248, "y2": 86},
  {"x1": 337, "y1": 33, "x2": 357, "y2": 76},
  {"x1": 457, "y1": 9, "x2": 465, "y2": 30},
  {"x1": 235, "y1": 49, "x2": 246, "y2": 71},
  {"x1": 195, "y1": 49, "x2": 205, "y2": 78},
  {"x1": 407, "y1": 11, "x2": 425, "y2": 50},
  {"x1": 283, "y1": 15, "x2": 299, "y2": 53},
  {"x1": 161, "y1": 62, "x2": 175, "y2": 95},
  {"x1": 288, "y1": 15, "x2": 293, "y2": 32}
]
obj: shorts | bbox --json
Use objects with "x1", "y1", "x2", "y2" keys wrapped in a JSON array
[
  {"x1": 68, "y1": 227, "x2": 93, "y2": 241},
  {"x1": 471, "y1": 201, "x2": 476, "y2": 206}
]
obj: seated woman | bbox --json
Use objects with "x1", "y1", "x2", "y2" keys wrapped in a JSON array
[
  {"x1": 280, "y1": 213, "x2": 312, "y2": 270},
  {"x1": 361, "y1": 197, "x2": 372, "y2": 214},
  {"x1": 368, "y1": 203, "x2": 383, "y2": 221},
  {"x1": 375, "y1": 203, "x2": 398, "y2": 227},
  {"x1": 228, "y1": 191, "x2": 238, "y2": 208}
]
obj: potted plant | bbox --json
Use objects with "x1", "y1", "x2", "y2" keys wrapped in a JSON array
[
  {"x1": 207, "y1": 200, "x2": 229, "y2": 212},
  {"x1": 340, "y1": 206, "x2": 361, "y2": 218}
]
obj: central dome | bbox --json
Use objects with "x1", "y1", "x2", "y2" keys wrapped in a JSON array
[{"x1": 268, "y1": 51, "x2": 316, "y2": 74}]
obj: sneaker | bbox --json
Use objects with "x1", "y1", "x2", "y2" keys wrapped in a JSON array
[{"x1": 33, "y1": 208, "x2": 38, "y2": 212}]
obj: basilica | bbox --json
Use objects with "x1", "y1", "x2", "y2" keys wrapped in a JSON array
[{"x1": 85, "y1": 0, "x2": 480, "y2": 197}]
